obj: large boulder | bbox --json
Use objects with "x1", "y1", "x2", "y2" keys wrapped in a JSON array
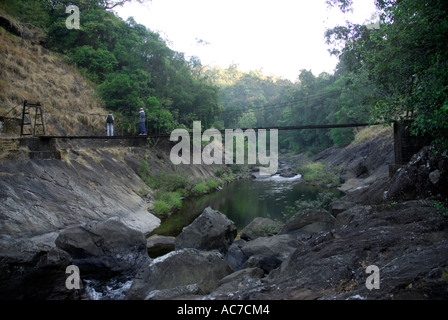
[
  {"x1": 248, "y1": 200, "x2": 448, "y2": 300},
  {"x1": 225, "y1": 239, "x2": 248, "y2": 271},
  {"x1": 330, "y1": 200, "x2": 357, "y2": 216},
  {"x1": 0, "y1": 237, "x2": 78, "y2": 300},
  {"x1": 126, "y1": 248, "x2": 232, "y2": 299},
  {"x1": 55, "y1": 217, "x2": 148, "y2": 277},
  {"x1": 385, "y1": 146, "x2": 448, "y2": 202},
  {"x1": 240, "y1": 217, "x2": 282, "y2": 241},
  {"x1": 240, "y1": 234, "x2": 303, "y2": 273},
  {"x1": 211, "y1": 267, "x2": 265, "y2": 296},
  {"x1": 279, "y1": 209, "x2": 336, "y2": 235},
  {"x1": 175, "y1": 207, "x2": 237, "y2": 254},
  {"x1": 146, "y1": 235, "x2": 175, "y2": 258}
]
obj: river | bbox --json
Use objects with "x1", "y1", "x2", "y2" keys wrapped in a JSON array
[
  {"x1": 150, "y1": 174, "x2": 342, "y2": 238},
  {"x1": 85, "y1": 173, "x2": 341, "y2": 299}
]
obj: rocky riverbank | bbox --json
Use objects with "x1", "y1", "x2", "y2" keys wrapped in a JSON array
[
  {"x1": 133, "y1": 199, "x2": 447, "y2": 300},
  {"x1": 127, "y1": 128, "x2": 448, "y2": 300},
  {"x1": 129, "y1": 143, "x2": 448, "y2": 300},
  {"x1": 0, "y1": 139, "x2": 223, "y2": 299},
  {"x1": 1, "y1": 129, "x2": 447, "y2": 300}
]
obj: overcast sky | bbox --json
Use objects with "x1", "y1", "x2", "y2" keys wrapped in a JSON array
[{"x1": 115, "y1": 0, "x2": 377, "y2": 81}]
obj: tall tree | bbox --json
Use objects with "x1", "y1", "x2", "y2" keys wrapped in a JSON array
[{"x1": 326, "y1": 0, "x2": 448, "y2": 148}]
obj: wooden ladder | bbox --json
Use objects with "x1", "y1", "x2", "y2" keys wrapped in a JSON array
[{"x1": 20, "y1": 100, "x2": 46, "y2": 137}]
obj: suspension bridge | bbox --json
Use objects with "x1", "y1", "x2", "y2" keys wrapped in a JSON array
[{"x1": 0, "y1": 100, "x2": 433, "y2": 170}]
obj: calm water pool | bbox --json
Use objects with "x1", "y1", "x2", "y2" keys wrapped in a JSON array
[{"x1": 150, "y1": 174, "x2": 341, "y2": 237}]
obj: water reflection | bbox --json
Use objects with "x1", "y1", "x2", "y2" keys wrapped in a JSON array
[{"x1": 150, "y1": 176, "x2": 341, "y2": 237}]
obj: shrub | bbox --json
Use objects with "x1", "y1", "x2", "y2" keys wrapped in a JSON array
[
  {"x1": 153, "y1": 200, "x2": 171, "y2": 216},
  {"x1": 214, "y1": 167, "x2": 226, "y2": 177},
  {"x1": 192, "y1": 182, "x2": 209, "y2": 195},
  {"x1": 221, "y1": 172, "x2": 236, "y2": 183},
  {"x1": 206, "y1": 178, "x2": 220, "y2": 189},
  {"x1": 139, "y1": 161, "x2": 194, "y2": 192},
  {"x1": 296, "y1": 161, "x2": 340, "y2": 185},
  {"x1": 159, "y1": 191, "x2": 182, "y2": 210},
  {"x1": 152, "y1": 191, "x2": 184, "y2": 216},
  {"x1": 284, "y1": 192, "x2": 339, "y2": 220}
]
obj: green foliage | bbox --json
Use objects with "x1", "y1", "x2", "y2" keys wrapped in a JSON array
[
  {"x1": 206, "y1": 65, "x2": 372, "y2": 154},
  {"x1": 221, "y1": 172, "x2": 236, "y2": 183},
  {"x1": 2, "y1": 1, "x2": 221, "y2": 134},
  {"x1": 139, "y1": 160, "x2": 194, "y2": 215},
  {"x1": 157, "y1": 191, "x2": 182, "y2": 211},
  {"x1": 331, "y1": 127, "x2": 355, "y2": 147},
  {"x1": 70, "y1": 45, "x2": 118, "y2": 82},
  {"x1": 434, "y1": 201, "x2": 448, "y2": 217},
  {"x1": 139, "y1": 161, "x2": 194, "y2": 192},
  {"x1": 284, "y1": 192, "x2": 339, "y2": 220},
  {"x1": 326, "y1": 0, "x2": 448, "y2": 150},
  {"x1": 153, "y1": 200, "x2": 171, "y2": 216},
  {"x1": 191, "y1": 178, "x2": 223, "y2": 195},
  {"x1": 213, "y1": 168, "x2": 226, "y2": 177},
  {"x1": 206, "y1": 178, "x2": 220, "y2": 189},
  {"x1": 152, "y1": 192, "x2": 183, "y2": 216},
  {"x1": 192, "y1": 183, "x2": 209, "y2": 195},
  {"x1": 1, "y1": 0, "x2": 52, "y2": 28},
  {"x1": 296, "y1": 161, "x2": 340, "y2": 185},
  {"x1": 138, "y1": 160, "x2": 231, "y2": 214}
]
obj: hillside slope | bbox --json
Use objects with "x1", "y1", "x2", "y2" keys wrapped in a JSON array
[{"x1": 0, "y1": 13, "x2": 106, "y2": 136}]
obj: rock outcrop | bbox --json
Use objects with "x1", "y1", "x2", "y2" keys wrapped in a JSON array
[
  {"x1": 279, "y1": 209, "x2": 335, "y2": 235},
  {"x1": 0, "y1": 138, "x2": 225, "y2": 299},
  {"x1": 126, "y1": 207, "x2": 239, "y2": 300},
  {"x1": 0, "y1": 153, "x2": 160, "y2": 238},
  {"x1": 312, "y1": 126, "x2": 394, "y2": 195},
  {"x1": 206, "y1": 200, "x2": 448, "y2": 300},
  {"x1": 55, "y1": 217, "x2": 148, "y2": 277},
  {"x1": 0, "y1": 238, "x2": 78, "y2": 300},
  {"x1": 175, "y1": 207, "x2": 237, "y2": 254},
  {"x1": 126, "y1": 248, "x2": 232, "y2": 300},
  {"x1": 385, "y1": 146, "x2": 448, "y2": 202},
  {"x1": 240, "y1": 217, "x2": 282, "y2": 241}
]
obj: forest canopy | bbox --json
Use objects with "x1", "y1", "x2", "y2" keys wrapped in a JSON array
[
  {"x1": 1, "y1": 0, "x2": 446, "y2": 151},
  {"x1": 326, "y1": 0, "x2": 448, "y2": 149},
  {"x1": 1, "y1": 0, "x2": 221, "y2": 134}
]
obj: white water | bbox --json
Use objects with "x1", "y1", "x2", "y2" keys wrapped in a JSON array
[
  {"x1": 84, "y1": 278, "x2": 133, "y2": 300},
  {"x1": 254, "y1": 173, "x2": 302, "y2": 182}
]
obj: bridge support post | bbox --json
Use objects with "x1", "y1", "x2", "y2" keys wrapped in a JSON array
[
  {"x1": 389, "y1": 120, "x2": 433, "y2": 176},
  {"x1": 20, "y1": 100, "x2": 46, "y2": 137}
]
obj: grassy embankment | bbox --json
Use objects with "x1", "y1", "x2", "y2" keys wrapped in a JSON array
[
  {"x1": 138, "y1": 161, "x2": 243, "y2": 216},
  {"x1": 284, "y1": 126, "x2": 393, "y2": 217},
  {"x1": 294, "y1": 125, "x2": 393, "y2": 187},
  {"x1": 0, "y1": 12, "x2": 106, "y2": 136}
]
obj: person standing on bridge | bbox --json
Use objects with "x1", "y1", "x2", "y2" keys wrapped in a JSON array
[
  {"x1": 106, "y1": 111, "x2": 114, "y2": 136},
  {"x1": 138, "y1": 108, "x2": 147, "y2": 135}
]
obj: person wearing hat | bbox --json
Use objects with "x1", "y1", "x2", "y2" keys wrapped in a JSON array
[{"x1": 138, "y1": 108, "x2": 147, "y2": 135}]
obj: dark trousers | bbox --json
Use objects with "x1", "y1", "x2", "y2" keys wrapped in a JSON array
[{"x1": 139, "y1": 122, "x2": 147, "y2": 134}]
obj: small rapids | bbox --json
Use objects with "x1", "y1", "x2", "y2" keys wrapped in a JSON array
[
  {"x1": 83, "y1": 277, "x2": 133, "y2": 300},
  {"x1": 253, "y1": 173, "x2": 302, "y2": 181},
  {"x1": 86, "y1": 173, "x2": 339, "y2": 299}
]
